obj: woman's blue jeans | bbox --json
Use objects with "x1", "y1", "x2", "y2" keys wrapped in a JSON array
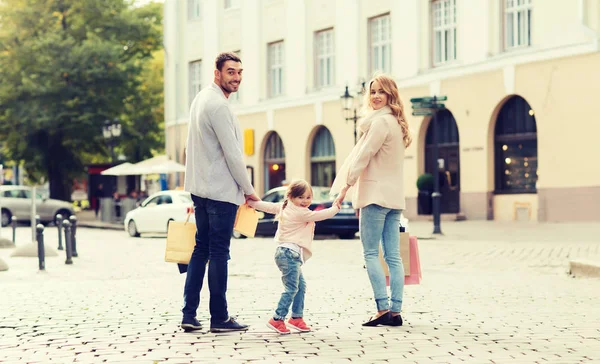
[{"x1": 360, "y1": 204, "x2": 404, "y2": 313}]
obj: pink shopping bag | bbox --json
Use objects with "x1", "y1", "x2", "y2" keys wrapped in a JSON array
[
  {"x1": 385, "y1": 235, "x2": 422, "y2": 286},
  {"x1": 404, "y1": 236, "x2": 422, "y2": 285}
]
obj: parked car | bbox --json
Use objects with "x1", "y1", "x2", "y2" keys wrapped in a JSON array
[
  {"x1": 0, "y1": 185, "x2": 74, "y2": 227},
  {"x1": 238, "y1": 186, "x2": 358, "y2": 240},
  {"x1": 124, "y1": 190, "x2": 194, "y2": 237}
]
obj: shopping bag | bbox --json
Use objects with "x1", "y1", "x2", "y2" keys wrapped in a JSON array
[
  {"x1": 379, "y1": 231, "x2": 411, "y2": 279},
  {"x1": 233, "y1": 204, "x2": 259, "y2": 238},
  {"x1": 165, "y1": 213, "x2": 196, "y2": 264},
  {"x1": 404, "y1": 236, "x2": 422, "y2": 285}
]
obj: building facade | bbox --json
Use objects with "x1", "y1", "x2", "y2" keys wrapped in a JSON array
[{"x1": 164, "y1": 0, "x2": 600, "y2": 222}]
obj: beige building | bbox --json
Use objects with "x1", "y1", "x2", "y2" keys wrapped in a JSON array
[{"x1": 164, "y1": 0, "x2": 600, "y2": 222}]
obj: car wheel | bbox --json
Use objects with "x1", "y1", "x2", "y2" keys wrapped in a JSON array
[
  {"x1": 54, "y1": 209, "x2": 72, "y2": 226},
  {"x1": 167, "y1": 219, "x2": 174, "y2": 232},
  {"x1": 128, "y1": 220, "x2": 140, "y2": 237},
  {"x1": 232, "y1": 230, "x2": 246, "y2": 239},
  {"x1": 338, "y1": 232, "x2": 356, "y2": 240},
  {"x1": 1, "y1": 209, "x2": 11, "y2": 227}
]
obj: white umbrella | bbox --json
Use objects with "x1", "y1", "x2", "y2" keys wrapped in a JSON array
[
  {"x1": 100, "y1": 162, "x2": 136, "y2": 176},
  {"x1": 126, "y1": 155, "x2": 186, "y2": 175},
  {"x1": 147, "y1": 160, "x2": 186, "y2": 174}
]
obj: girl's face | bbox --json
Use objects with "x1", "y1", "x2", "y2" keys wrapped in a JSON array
[
  {"x1": 370, "y1": 80, "x2": 389, "y2": 110},
  {"x1": 290, "y1": 190, "x2": 312, "y2": 208}
]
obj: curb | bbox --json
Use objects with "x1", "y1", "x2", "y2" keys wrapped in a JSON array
[
  {"x1": 569, "y1": 259, "x2": 600, "y2": 278},
  {"x1": 78, "y1": 223, "x2": 124, "y2": 231}
]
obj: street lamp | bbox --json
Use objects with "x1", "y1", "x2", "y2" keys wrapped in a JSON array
[
  {"x1": 410, "y1": 95, "x2": 448, "y2": 235},
  {"x1": 103, "y1": 118, "x2": 122, "y2": 163},
  {"x1": 340, "y1": 81, "x2": 366, "y2": 144}
]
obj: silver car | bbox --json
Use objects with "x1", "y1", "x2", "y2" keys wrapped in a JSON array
[{"x1": 0, "y1": 186, "x2": 74, "y2": 226}]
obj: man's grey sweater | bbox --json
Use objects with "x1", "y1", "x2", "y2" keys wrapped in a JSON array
[{"x1": 184, "y1": 83, "x2": 254, "y2": 205}]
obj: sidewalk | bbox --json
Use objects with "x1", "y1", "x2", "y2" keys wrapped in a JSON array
[
  {"x1": 76, "y1": 209, "x2": 124, "y2": 231},
  {"x1": 2, "y1": 225, "x2": 599, "y2": 363},
  {"x1": 74, "y1": 209, "x2": 600, "y2": 277},
  {"x1": 408, "y1": 219, "x2": 600, "y2": 278}
]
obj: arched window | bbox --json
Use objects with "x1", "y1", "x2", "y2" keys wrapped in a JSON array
[
  {"x1": 310, "y1": 127, "x2": 336, "y2": 187},
  {"x1": 264, "y1": 132, "x2": 286, "y2": 192},
  {"x1": 494, "y1": 96, "x2": 538, "y2": 193}
]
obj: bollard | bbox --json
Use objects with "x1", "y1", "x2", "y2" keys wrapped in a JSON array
[
  {"x1": 36, "y1": 224, "x2": 45, "y2": 271},
  {"x1": 35, "y1": 214, "x2": 40, "y2": 227},
  {"x1": 63, "y1": 220, "x2": 73, "y2": 265},
  {"x1": 11, "y1": 216, "x2": 17, "y2": 244},
  {"x1": 69, "y1": 215, "x2": 78, "y2": 257},
  {"x1": 56, "y1": 214, "x2": 64, "y2": 250}
]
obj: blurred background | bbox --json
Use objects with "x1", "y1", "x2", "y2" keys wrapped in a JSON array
[{"x1": 1, "y1": 0, "x2": 599, "y2": 224}]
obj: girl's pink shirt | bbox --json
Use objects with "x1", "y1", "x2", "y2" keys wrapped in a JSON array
[{"x1": 247, "y1": 200, "x2": 339, "y2": 261}]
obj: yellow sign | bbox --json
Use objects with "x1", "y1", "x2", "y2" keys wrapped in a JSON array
[{"x1": 244, "y1": 129, "x2": 254, "y2": 156}]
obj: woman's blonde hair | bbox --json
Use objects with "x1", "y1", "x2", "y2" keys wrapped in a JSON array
[
  {"x1": 278, "y1": 179, "x2": 313, "y2": 221},
  {"x1": 362, "y1": 73, "x2": 412, "y2": 148}
]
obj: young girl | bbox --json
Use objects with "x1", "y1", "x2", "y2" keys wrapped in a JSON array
[{"x1": 248, "y1": 179, "x2": 340, "y2": 334}]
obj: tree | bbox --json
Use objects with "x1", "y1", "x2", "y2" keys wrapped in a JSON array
[{"x1": 0, "y1": 0, "x2": 162, "y2": 200}]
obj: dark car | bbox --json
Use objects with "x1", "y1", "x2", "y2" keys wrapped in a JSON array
[{"x1": 238, "y1": 186, "x2": 358, "y2": 240}]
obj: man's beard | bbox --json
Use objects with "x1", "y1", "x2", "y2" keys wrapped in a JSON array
[{"x1": 221, "y1": 80, "x2": 240, "y2": 93}]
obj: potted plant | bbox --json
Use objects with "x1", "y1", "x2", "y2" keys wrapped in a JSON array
[{"x1": 416, "y1": 173, "x2": 433, "y2": 215}]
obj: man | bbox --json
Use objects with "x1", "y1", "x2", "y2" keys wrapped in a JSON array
[{"x1": 182, "y1": 52, "x2": 260, "y2": 333}]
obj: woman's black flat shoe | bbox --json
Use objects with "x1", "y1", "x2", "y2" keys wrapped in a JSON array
[
  {"x1": 362, "y1": 311, "x2": 392, "y2": 327},
  {"x1": 382, "y1": 314, "x2": 403, "y2": 326}
]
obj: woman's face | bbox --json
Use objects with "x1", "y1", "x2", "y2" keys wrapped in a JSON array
[{"x1": 370, "y1": 80, "x2": 389, "y2": 110}]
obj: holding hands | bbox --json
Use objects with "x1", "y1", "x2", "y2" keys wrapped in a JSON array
[
  {"x1": 245, "y1": 192, "x2": 261, "y2": 203},
  {"x1": 333, "y1": 184, "x2": 350, "y2": 210}
]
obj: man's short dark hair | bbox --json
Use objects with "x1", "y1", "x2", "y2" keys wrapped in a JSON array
[{"x1": 215, "y1": 52, "x2": 242, "y2": 71}]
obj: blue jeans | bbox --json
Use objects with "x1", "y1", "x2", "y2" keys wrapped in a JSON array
[
  {"x1": 182, "y1": 195, "x2": 238, "y2": 324},
  {"x1": 360, "y1": 204, "x2": 404, "y2": 313},
  {"x1": 273, "y1": 247, "x2": 306, "y2": 320}
]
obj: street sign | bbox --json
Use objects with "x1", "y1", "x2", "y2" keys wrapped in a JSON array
[
  {"x1": 410, "y1": 96, "x2": 448, "y2": 103},
  {"x1": 411, "y1": 102, "x2": 446, "y2": 109},
  {"x1": 412, "y1": 110, "x2": 433, "y2": 116}
]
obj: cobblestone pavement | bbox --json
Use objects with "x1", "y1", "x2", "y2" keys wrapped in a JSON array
[{"x1": 1, "y1": 222, "x2": 599, "y2": 363}]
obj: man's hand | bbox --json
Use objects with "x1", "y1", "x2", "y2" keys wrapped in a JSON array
[{"x1": 245, "y1": 192, "x2": 261, "y2": 202}]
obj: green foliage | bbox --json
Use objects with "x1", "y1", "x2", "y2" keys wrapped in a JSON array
[
  {"x1": 416, "y1": 173, "x2": 434, "y2": 192},
  {"x1": 0, "y1": 0, "x2": 163, "y2": 200}
]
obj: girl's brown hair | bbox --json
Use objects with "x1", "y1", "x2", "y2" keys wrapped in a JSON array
[{"x1": 362, "y1": 73, "x2": 412, "y2": 148}]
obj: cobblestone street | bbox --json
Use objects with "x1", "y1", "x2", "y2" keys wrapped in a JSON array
[{"x1": 1, "y1": 222, "x2": 599, "y2": 363}]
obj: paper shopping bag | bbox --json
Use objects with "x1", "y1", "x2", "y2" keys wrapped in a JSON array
[
  {"x1": 233, "y1": 204, "x2": 259, "y2": 238},
  {"x1": 165, "y1": 213, "x2": 196, "y2": 264},
  {"x1": 379, "y1": 231, "x2": 411, "y2": 280},
  {"x1": 404, "y1": 236, "x2": 422, "y2": 285}
]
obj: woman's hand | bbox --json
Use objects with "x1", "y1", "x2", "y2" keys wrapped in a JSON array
[{"x1": 334, "y1": 184, "x2": 350, "y2": 208}]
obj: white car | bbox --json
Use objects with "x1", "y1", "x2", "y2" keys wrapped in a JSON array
[{"x1": 124, "y1": 190, "x2": 194, "y2": 237}]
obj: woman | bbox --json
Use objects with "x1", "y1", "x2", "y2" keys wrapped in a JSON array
[{"x1": 332, "y1": 73, "x2": 412, "y2": 326}]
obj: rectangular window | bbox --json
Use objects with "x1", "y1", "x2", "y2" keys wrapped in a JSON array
[
  {"x1": 188, "y1": 0, "x2": 202, "y2": 20},
  {"x1": 189, "y1": 60, "x2": 202, "y2": 104},
  {"x1": 432, "y1": 0, "x2": 457, "y2": 65},
  {"x1": 369, "y1": 14, "x2": 391, "y2": 75},
  {"x1": 505, "y1": 0, "x2": 532, "y2": 49},
  {"x1": 268, "y1": 41, "x2": 284, "y2": 97},
  {"x1": 315, "y1": 28, "x2": 335, "y2": 88},
  {"x1": 224, "y1": 0, "x2": 240, "y2": 10}
]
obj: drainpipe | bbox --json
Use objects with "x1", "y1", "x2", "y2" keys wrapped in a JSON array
[{"x1": 579, "y1": 0, "x2": 600, "y2": 49}]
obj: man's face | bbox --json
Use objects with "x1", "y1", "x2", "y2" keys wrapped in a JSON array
[{"x1": 216, "y1": 60, "x2": 243, "y2": 96}]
